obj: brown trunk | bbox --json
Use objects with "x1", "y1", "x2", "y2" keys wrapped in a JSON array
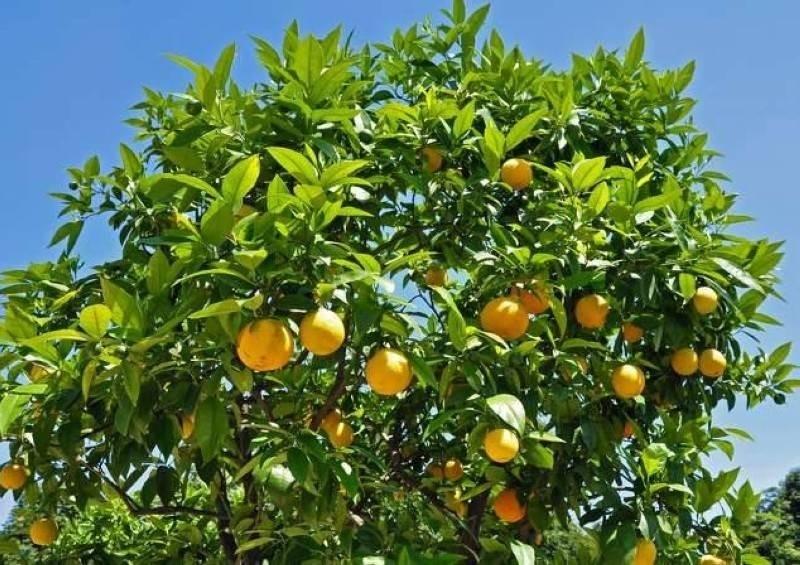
[{"x1": 461, "y1": 490, "x2": 489, "y2": 564}]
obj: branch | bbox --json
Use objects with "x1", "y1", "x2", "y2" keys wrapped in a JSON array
[
  {"x1": 460, "y1": 490, "x2": 489, "y2": 565},
  {"x1": 309, "y1": 311, "x2": 352, "y2": 431}
]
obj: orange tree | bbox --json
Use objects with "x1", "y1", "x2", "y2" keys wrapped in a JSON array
[{"x1": 0, "y1": 2, "x2": 796, "y2": 563}]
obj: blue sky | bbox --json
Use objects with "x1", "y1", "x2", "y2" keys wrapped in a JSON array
[{"x1": 1, "y1": 1, "x2": 798, "y2": 521}]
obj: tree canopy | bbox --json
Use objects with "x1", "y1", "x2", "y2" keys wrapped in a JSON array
[{"x1": 0, "y1": 2, "x2": 796, "y2": 563}]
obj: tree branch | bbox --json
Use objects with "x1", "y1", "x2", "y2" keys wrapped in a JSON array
[
  {"x1": 309, "y1": 311, "x2": 352, "y2": 431},
  {"x1": 460, "y1": 490, "x2": 489, "y2": 565}
]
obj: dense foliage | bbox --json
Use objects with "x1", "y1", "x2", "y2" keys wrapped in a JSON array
[
  {"x1": 0, "y1": 2, "x2": 795, "y2": 563},
  {"x1": 742, "y1": 469, "x2": 800, "y2": 564}
]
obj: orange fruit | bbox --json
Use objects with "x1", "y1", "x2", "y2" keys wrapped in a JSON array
[
  {"x1": 633, "y1": 538, "x2": 657, "y2": 565},
  {"x1": 699, "y1": 349, "x2": 726, "y2": 378},
  {"x1": 422, "y1": 146, "x2": 443, "y2": 173},
  {"x1": 671, "y1": 348, "x2": 699, "y2": 376},
  {"x1": 574, "y1": 294, "x2": 610, "y2": 329},
  {"x1": 611, "y1": 364, "x2": 645, "y2": 399},
  {"x1": 493, "y1": 488, "x2": 526, "y2": 522},
  {"x1": 236, "y1": 319, "x2": 294, "y2": 372},
  {"x1": 500, "y1": 158, "x2": 533, "y2": 190},
  {"x1": 179, "y1": 413, "x2": 195, "y2": 441},
  {"x1": 327, "y1": 421, "x2": 354, "y2": 448},
  {"x1": 29, "y1": 518, "x2": 58, "y2": 546},
  {"x1": 320, "y1": 408, "x2": 343, "y2": 433},
  {"x1": 443, "y1": 458, "x2": 464, "y2": 481},
  {"x1": 427, "y1": 463, "x2": 444, "y2": 480},
  {"x1": 0, "y1": 463, "x2": 29, "y2": 490},
  {"x1": 365, "y1": 348, "x2": 412, "y2": 396},
  {"x1": 424, "y1": 265, "x2": 447, "y2": 287},
  {"x1": 511, "y1": 286, "x2": 550, "y2": 315},
  {"x1": 622, "y1": 322, "x2": 644, "y2": 343},
  {"x1": 483, "y1": 428, "x2": 520, "y2": 463},
  {"x1": 693, "y1": 286, "x2": 719, "y2": 315},
  {"x1": 480, "y1": 296, "x2": 529, "y2": 340},
  {"x1": 299, "y1": 308, "x2": 345, "y2": 356},
  {"x1": 622, "y1": 420, "x2": 634, "y2": 439}
]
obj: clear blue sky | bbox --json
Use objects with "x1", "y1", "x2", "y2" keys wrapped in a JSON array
[{"x1": 1, "y1": 1, "x2": 798, "y2": 521}]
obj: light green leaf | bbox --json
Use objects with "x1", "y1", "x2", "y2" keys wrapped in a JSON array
[
  {"x1": 101, "y1": 278, "x2": 146, "y2": 335},
  {"x1": 586, "y1": 182, "x2": 610, "y2": 215},
  {"x1": 486, "y1": 394, "x2": 526, "y2": 435},
  {"x1": 0, "y1": 391, "x2": 29, "y2": 435},
  {"x1": 201, "y1": 199, "x2": 235, "y2": 246},
  {"x1": 623, "y1": 28, "x2": 645, "y2": 73},
  {"x1": 633, "y1": 191, "x2": 681, "y2": 214},
  {"x1": 267, "y1": 147, "x2": 318, "y2": 185},
  {"x1": 79, "y1": 304, "x2": 113, "y2": 339},
  {"x1": 196, "y1": 397, "x2": 229, "y2": 461},
  {"x1": 453, "y1": 100, "x2": 476, "y2": 138},
  {"x1": 292, "y1": 35, "x2": 324, "y2": 86},
  {"x1": 678, "y1": 273, "x2": 696, "y2": 300},
  {"x1": 222, "y1": 155, "x2": 260, "y2": 204},
  {"x1": 712, "y1": 257, "x2": 765, "y2": 293},
  {"x1": 267, "y1": 175, "x2": 295, "y2": 212},
  {"x1": 189, "y1": 299, "x2": 242, "y2": 319},
  {"x1": 320, "y1": 160, "x2": 369, "y2": 188},
  {"x1": 510, "y1": 541, "x2": 536, "y2": 565},
  {"x1": 505, "y1": 108, "x2": 546, "y2": 152},
  {"x1": 572, "y1": 157, "x2": 606, "y2": 191}
]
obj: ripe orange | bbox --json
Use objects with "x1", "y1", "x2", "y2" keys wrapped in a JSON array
[
  {"x1": 299, "y1": 308, "x2": 345, "y2": 356},
  {"x1": 29, "y1": 518, "x2": 58, "y2": 546},
  {"x1": 236, "y1": 319, "x2": 294, "y2": 371},
  {"x1": 611, "y1": 364, "x2": 645, "y2": 399},
  {"x1": 699, "y1": 349, "x2": 726, "y2": 378},
  {"x1": 483, "y1": 428, "x2": 520, "y2": 463},
  {"x1": 693, "y1": 286, "x2": 719, "y2": 315},
  {"x1": 365, "y1": 348, "x2": 412, "y2": 396},
  {"x1": 575, "y1": 294, "x2": 610, "y2": 329},
  {"x1": 480, "y1": 296, "x2": 530, "y2": 340},
  {"x1": 622, "y1": 322, "x2": 644, "y2": 343},
  {"x1": 320, "y1": 408, "x2": 343, "y2": 433},
  {"x1": 493, "y1": 488, "x2": 526, "y2": 523},
  {"x1": 443, "y1": 458, "x2": 464, "y2": 481},
  {"x1": 671, "y1": 348, "x2": 699, "y2": 376},
  {"x1": 0, "y1": 463, "x2": 29, "y2": 491},
  {"x1": 633, "y1": 538, "x2": 657, "y2": 565},
  {"x1": 511, "y1": 286, "x2": 550, "y2": 315},
  {"x1": 179, "y1": 413, "x2": 195, "y2": 441},
  {"x1": 500, "y1": 158, "x2": 532, "y2": 190},
  {"x1": 427, "y1": 463, "x2": 444, "y2": 480},
  {"x1": 424, "y1": 265, "x2": 447, "y2": 287},
  {"x1": 327, "y1": 421, "x2": 354, "y2": 448},
  {"x1": 422, "y1": 146, "x2": 443, "y2": 173}
]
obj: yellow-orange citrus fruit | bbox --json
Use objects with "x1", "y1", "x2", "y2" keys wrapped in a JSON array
[
  {"x1": 422, "y1": 146, "x2": 443, "y2": 173},
  {"x1": 29, "y1": 518, "x2": 58, "y2": 546},
  {"x1": 511, "y1": 286, "x2": 550, "y2": 315},
  {"x1": 299, "y1": 308, "x2": 345, "y2": 356},
  {"x1": 483, "y1": 428, "x2": 520, "y2": 463},
  {"x1": 424, "y1": 265, "x2": 447, "y2": 287},
  {"x1": 27, "y1": 364, "x2": 49, "y2": 382},
  {"x1": 699, "y1": 555, "x2": 727, "y2": 565},
  {"x1": 179, "y1": 413, "x2": 195, "y2": 441},
  {"x1": 0, "y1": 463, "x2": 29, "y2": 490},
  {"x1": 633, "y1": 538, "x2": 657, "y2": 565},
  {"x1": 699, "y1": 348, "x2": 727, "y2": 378},
  {"x1": 236, "y1": 319, "x2": 294, "y2": 371},
  {"x1": 493, "y1": 488, "x2": 526, "y2": 523},
  {"x1": 622, "y1": 420, "x2": 634, "y2": 439},
  {"x1": 622, "y1": 322, "x2": 644, "y2": 343},
  {"x1": 575, "y1": 294, "x2": 610, "y2": 329},
  {"x1": 693, "y1": 286, "x2": 719, "y2": 315},
  {"x1": 365, "y1": 348, "x2": 412, "y2": 396},
  {"x1": 443, "y1": 458, "x2": 464, "y2": 481},
  {"x1": 320, "y1": 408, "x2": 343, "y2": 433},
  {"x1": 327, "y1": 421, "x2": 354, "y2": 448},
  {"x1": 480, "y1": 296, "x2": 529, "y2": 340},
  {"x1": 611, "y1": 364, "x2": 646, "y2": 399},
  {"x1": 671, "y1": 348, "x2": 699, "y2": 376},
  {"x1": 500, "y1": 158, "x2": 533, "y2": 190},
  {"x1": 427, "y1": 463, "x2": 444, "y2": 480}
]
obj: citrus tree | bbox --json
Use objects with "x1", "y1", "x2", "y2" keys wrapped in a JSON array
[{"x1": 0, "y1": 2, "x2": 795, "y2": 563}]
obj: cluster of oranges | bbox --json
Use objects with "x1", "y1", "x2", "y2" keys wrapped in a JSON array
[{"x1": 0, "y1": 463, "x2": 58, "y2": 546}]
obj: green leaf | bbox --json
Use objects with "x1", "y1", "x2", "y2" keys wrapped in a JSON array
[
  {"x1": 0, "y1": 391, "x2": 29, "y2": 435},
  {"x1": 267, "y1": 147, "x2": 318, "y2": 185},
  {"x1": 407, "y1": 352, "x2": 436, "y2": 389},
  {"x1": 292, "y1": 35, "x2": 324, "y2": 86},
  {"x1": 189, "y1": 299, "x2": 242, "y2": 319},
  {"x1": 222, "y1": 155, "x2": 260, "y2": 204},
  {"x1": 453, "y1": 100, "x2": 476, "y2": 138},
  {"x1": 633, "y1": 191, "x2": 681, "y2": 214},
  {"x1": 320, "y1": 160, "x2": 369, "y2": 188},
  {"x1": 79, "y1": 304, "x2": 113, "y2": 339},
  {"x1": 101, "y1": 278, "x2": 146, "y2": 336},
  {"x1": 213, "y1": 43, "x2": 236, "y2": 87},
  {"x1": 287, "y1": 447, "x2": 310, "y2": 483},
  {"x1": 510, "y1": 540, "x2": 536, "y2": 565},
  {"x1": 550, "y1": 298, "x2": 567, "y2": 338},
  {"x1": 267, "y1": 175, "x2": 295, "y2": 212},
  {"x1": 572, "y1": 157, "x2": 606, "y2": 191},
  {"x1": 641, "y1": 443, "x2": 674, "y2": 477},
  {"x1": 200, "y1": 199, "x2": 235, "y2": 246},
  {"x1": 147, "y1": 249, "x2": 172, "y2": 295},
  {"x1": 162, "y1": 146, "x2": 204, "y2": 172},
  {"x1": 623, "y1": 28, "x2": 645, "y2": 73},
  {"x1": 522, "y1": 440, "x2": 554, "y2": 469},
  {"x1": 486, "y1": 394, "x2": 526, "y2": 435},
  {"x1": 119, "y1": 143, "x2": 142, "y2": 177},
  {"x1": 195, "y1": 397, "x2": 229, "y2": 461},
  {"x1": 527, "y1": 431, "x2": 566, "y2": 444},
  {"x1": 234, "y1": 249, "x2": 268, "y2": 271},
  {"x1": 712, "y1": 257, "x2": 765, "y2": 293},
  {"x1": 678, "y1": 273, "x2": 696, "y2": 300},
  {"x1": 145, "y1": 173, "x2": 220, "y2": 200},
  {"x1": 82, "y1": 360, "x2": 97, "y2": 402},
  {"x1": 123, "y1": 361, "x2": 141, "y2": 405},
  {"x1": 586, "y1": 182, "x2": 610, "y2": 215},
  {"x1": 505, "y1": 109, "x2": 546, "y2": 152},
  {"x1": 49, "y1": 220, "x2": 84, "y2": 253}
]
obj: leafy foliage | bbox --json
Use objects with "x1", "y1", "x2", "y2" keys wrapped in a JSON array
[
  {"x1": 0, "y1": 1, "x2": 796, "y2": 563},
  {"x1": 742, "y1": 468, "x2": 800, "y2": 564}
]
